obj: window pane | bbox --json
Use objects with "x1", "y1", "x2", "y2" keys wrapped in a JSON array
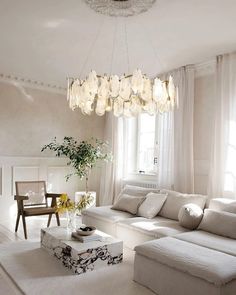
[
  {"x1": 140, "y1": 113, "x2": 155, "y2": 133},
  {"x1": 138, "y1": 114, "x2": 156, "y2": 173}
]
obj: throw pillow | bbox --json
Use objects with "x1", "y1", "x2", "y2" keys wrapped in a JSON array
[
  {"x1": 159, "y1": 189, "x2": 207, "y2": 220},
  {"x1": 198, "y1": 209, "x2": 236, "y2": 239},
  {"x1": 137, "y1": 193, "x2": 167, "y2": 219},
  {"x1": 111, "y1": 194, "x2": 146, "y2": 215},
  {"x1": 178, "y1": 204, "x2": 203, "y2": 230},
  {"x1": 117, "y1": 185, "x2": 160, "y2": 199}
]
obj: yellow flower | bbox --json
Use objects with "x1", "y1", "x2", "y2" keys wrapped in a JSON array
[{"x1": 60, "y1": 193, "x2": 68, "y2": 202}]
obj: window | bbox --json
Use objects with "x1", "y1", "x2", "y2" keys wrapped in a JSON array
[{"x1": 126, "y1": 113, "x2": 158, "y2": 175}]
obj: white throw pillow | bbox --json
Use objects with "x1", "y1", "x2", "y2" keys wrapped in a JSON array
[
  {"x1": 178, "y1": 204, "x2": 203, "y2": 230},
  {"x1": 198, "y1": 209, "x2": 236, "y2": 239},
  {"x1": 111, "y1": 194, "x2": 146, "y2": 215},
  {"x1": 159, "y1": 189, "x2": 207, "y2": 221},
  {"x1": 137, "y1": 193, "x2": 167, "y2": 219}
]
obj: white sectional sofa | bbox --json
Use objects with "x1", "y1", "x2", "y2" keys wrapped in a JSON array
[
  {"x1": 82, "y1": 185, "x2": 236, "y2": 295},
  {"x1": 82, "y1": 185, "x2": 206, "y2": 248}
]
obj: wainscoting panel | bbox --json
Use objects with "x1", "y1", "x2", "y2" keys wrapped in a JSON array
[
  {"x1": 0, "y1": 156, "x2": 82, "y2": 198},
  {"x1": 12, "y1": 166, "x2": 40, "y2": 195},
  {"x1": 47, "y1": 166, "x2": 79, "y2": 198}
]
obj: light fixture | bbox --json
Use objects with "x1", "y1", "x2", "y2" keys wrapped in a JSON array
[
  {"x1": 84, "y1": 0, "x2": 156, "y2": 17},
  {"x1": 67, "y1": 69, "x2": 177, "y2": 117}
]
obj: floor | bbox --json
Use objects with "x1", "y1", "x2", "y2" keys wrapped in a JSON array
[{"x1": 0, "y1": 215, "x2": 154, "y2": 295}]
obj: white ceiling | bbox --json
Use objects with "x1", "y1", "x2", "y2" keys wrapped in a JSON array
[{"x1": 0, "y1": 0, "x2": 236, "y2": 88}]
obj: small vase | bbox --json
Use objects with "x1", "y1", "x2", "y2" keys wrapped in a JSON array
[{"x1": 66, "y1": 209, "x2": 76, "y2": 232}]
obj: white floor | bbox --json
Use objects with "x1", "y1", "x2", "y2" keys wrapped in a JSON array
[{"x1": 0, "y1": 216, "x2": 155, "y2": 295}]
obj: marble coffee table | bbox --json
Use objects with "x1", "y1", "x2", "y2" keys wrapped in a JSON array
[{"x1": 41, "y1": 227, "x2": 123, "y2": 275}]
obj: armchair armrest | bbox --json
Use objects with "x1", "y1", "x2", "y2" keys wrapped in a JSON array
[
  {"x1": 45, "y1": 193, "x2": 62, "y2": 199},
  {"x1": 45, "y1": 193, "x2": 62, "y2": 208},
  {"x1": 14, "y1": 195, "x2": 29, "y2": 201}
]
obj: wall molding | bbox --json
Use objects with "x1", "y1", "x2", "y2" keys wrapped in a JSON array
[{"x1": 0, "y1": 73, "x2": 66, "y2": 95}]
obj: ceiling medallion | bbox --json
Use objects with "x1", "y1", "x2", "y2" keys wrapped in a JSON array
[{"x1": 84, "y1": 0, "x2": 156, "y2": 17}]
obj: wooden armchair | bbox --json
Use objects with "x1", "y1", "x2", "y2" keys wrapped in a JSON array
[{"x1": 14, "y1": 181, "x2": 61, "y2": 239}]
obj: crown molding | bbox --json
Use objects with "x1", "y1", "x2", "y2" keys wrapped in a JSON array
[
  {"x1": 0, "y1": 73, "x2": 66, "y2": 95},
  {"x1": 194, "y1": 59, "x2": 216, "y2": 78}
]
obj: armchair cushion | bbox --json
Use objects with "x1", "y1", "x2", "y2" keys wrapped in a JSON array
[{"x1": 24, "y1": 207, "x2": 56, "y2": 216}]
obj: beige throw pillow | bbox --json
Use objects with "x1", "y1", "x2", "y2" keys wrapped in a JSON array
[
  {"x1": 111, "y1": 194, "x2": 146, "y2": 215},
  {"x1": 178, "y1": 204, "x2": 203, "y2": 230},
  {"x1": 138, "y1": 193, "x2": 167, "y2": 219},
  {"x1": 117, "y1": 185, "x2": 160, "y2": 198},
  {"x1": 198, "y1": 209, "x2": 236, "y2": 239},
  {"x1": 159, "y1": 189, "x2": 207, "y2": 220}
]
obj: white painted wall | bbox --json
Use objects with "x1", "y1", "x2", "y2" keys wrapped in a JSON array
[{"x1": 0, "y1": 80, "x2": 105, "y2": 220}]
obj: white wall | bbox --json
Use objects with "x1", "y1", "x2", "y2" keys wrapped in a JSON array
[
  {"x1": 0, "y1": 80, "x2": 105, "y2": 220},
  {"x1": 194, "y1": 63, "x2": 215, "y2": 195}
]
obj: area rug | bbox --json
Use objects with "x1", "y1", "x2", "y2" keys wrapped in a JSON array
[{"x1": 0, "y1": 241, "x2": 154, "y2": 295}]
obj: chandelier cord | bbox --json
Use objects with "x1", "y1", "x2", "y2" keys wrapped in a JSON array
[
  {"x1": 110, "y1": 18, "x2": 118, "y2": 75},
  {"x1": 140, "y1": 0, "x2": 166, "y2": 74},
  {"x1": 124, "y1": 19, "x2": 130, "y2": 74},
  {"x1": 79, "y1": 17, "x2": 105, "y2": 79}
]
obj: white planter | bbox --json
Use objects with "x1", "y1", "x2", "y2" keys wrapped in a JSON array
[{"x1": 75, "y1": 191, "x2": 96, "y2": 210}]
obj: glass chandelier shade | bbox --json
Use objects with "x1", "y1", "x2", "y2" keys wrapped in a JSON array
[{"x1": 67, "y1": 69, "x2": 177, "y2": 117}]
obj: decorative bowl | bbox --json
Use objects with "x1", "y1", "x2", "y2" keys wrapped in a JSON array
[{"x1": 76, "y1": 226, "x2": 96, "y2": 236}]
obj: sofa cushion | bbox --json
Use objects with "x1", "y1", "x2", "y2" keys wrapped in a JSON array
[
  {"x1": 117, "y1": 216, "x2": 188, "y2": 239},
  {"x1": 119, "y1": 184, "x2": 160, "y2": 198},
  {"x1": 82, "y1": 205, "x2": 133, "y2": 223},
  {"x1": 178, "y1": 204, "x2": 203, "y2": 230},
  {"x1": 111, "y1": 194, "x2": 145, "y2": 214},
  {"x1": 159, "y1": 189, "x2": 207, "y2": 220},
  {"x1": 134, "y1": 237, "x2": 236, "y2": 286},
  {"x1": 137, "y1": 193, "x2": 167, "y2": 219},
  {"x1": 209, "y1": 198, "x2": 236, "y2": 214},
  {"x1": 198, "y1": 209, "x2": 236, "y2": 239},
  {"x1": 175, "y1": 230, "x2": 236, "y2": 257}
]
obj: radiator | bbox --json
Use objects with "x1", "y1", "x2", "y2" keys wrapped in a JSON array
[{"x1": 122, "y1": 179, "x2": 159, "y2": 189}]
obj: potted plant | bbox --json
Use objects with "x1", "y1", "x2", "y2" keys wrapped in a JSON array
[{"x1": 42, "y1": 136, "x2": 111, "y2": 213}]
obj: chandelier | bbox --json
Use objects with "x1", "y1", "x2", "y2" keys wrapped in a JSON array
[
  {"x1": 67, "y1": 69, "x2": 177, "y2": 117},
  {"x1": 84, "y1": 0, "x2": 156, "y2": 17}
]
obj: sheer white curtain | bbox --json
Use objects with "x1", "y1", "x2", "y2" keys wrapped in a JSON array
[
  {"x1": 99, "y1": 114, "x2": 127, "y2": 205},
  {"x1": 208, "y1": 53, "x2": 236, "y2": 199},
  {"x1": 157, "y1": 65, "x2": 195, "y2": 193},
  {"x1": 100, "y1": 65, "x2": 195, "y2": 204}
]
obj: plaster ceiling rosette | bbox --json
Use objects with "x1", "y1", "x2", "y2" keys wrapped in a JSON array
[{"x1": 84, "y1": 0, "x2": 156, "y2": 17}]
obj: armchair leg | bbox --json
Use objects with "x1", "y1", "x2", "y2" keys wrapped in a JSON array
[
  {"x1": 22, "y1": 215, "x2": 27, "y2": 239},
  {"x1": 47, "y1": 214, "x2": 52, "y2": 227},
  {"x1": 15, "y1": 213, "x2": 20, "y2": 232},
  {"x1": 55, "y1": 212, "x2": 60, "y2": 226}
]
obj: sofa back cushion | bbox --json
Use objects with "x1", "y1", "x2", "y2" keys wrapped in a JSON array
[
  {"x1": 111, "y1": 194, "x2": 146, "y2": 215},
  {"x1": 209, "y1": 198, "x2": 236, "y2": 214},
  {"x1": 198, "y1": 209, "x2": 236, "y2": 239},
  {"x1": 158, "y1": 189, "x2": 207, "y2": 220},
  {"x1": 120, "y1": 184, "x2": 160, "y2": 197},
  {"x1": 137, "y1": 193, "x2": 167, "y2": 219}
]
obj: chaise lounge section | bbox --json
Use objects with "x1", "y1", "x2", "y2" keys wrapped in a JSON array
[{"x1": 134, "y1": 199, "x2": 236, "y2": 295}]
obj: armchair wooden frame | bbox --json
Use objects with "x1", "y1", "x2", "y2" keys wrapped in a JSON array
[{"x1": 14, "y1": 181, "x2": 61, "y2": 239}]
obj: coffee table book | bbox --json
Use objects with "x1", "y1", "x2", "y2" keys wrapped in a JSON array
[{"x1": 71, "y1": 231, "x2": 101, "y2": 242}]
